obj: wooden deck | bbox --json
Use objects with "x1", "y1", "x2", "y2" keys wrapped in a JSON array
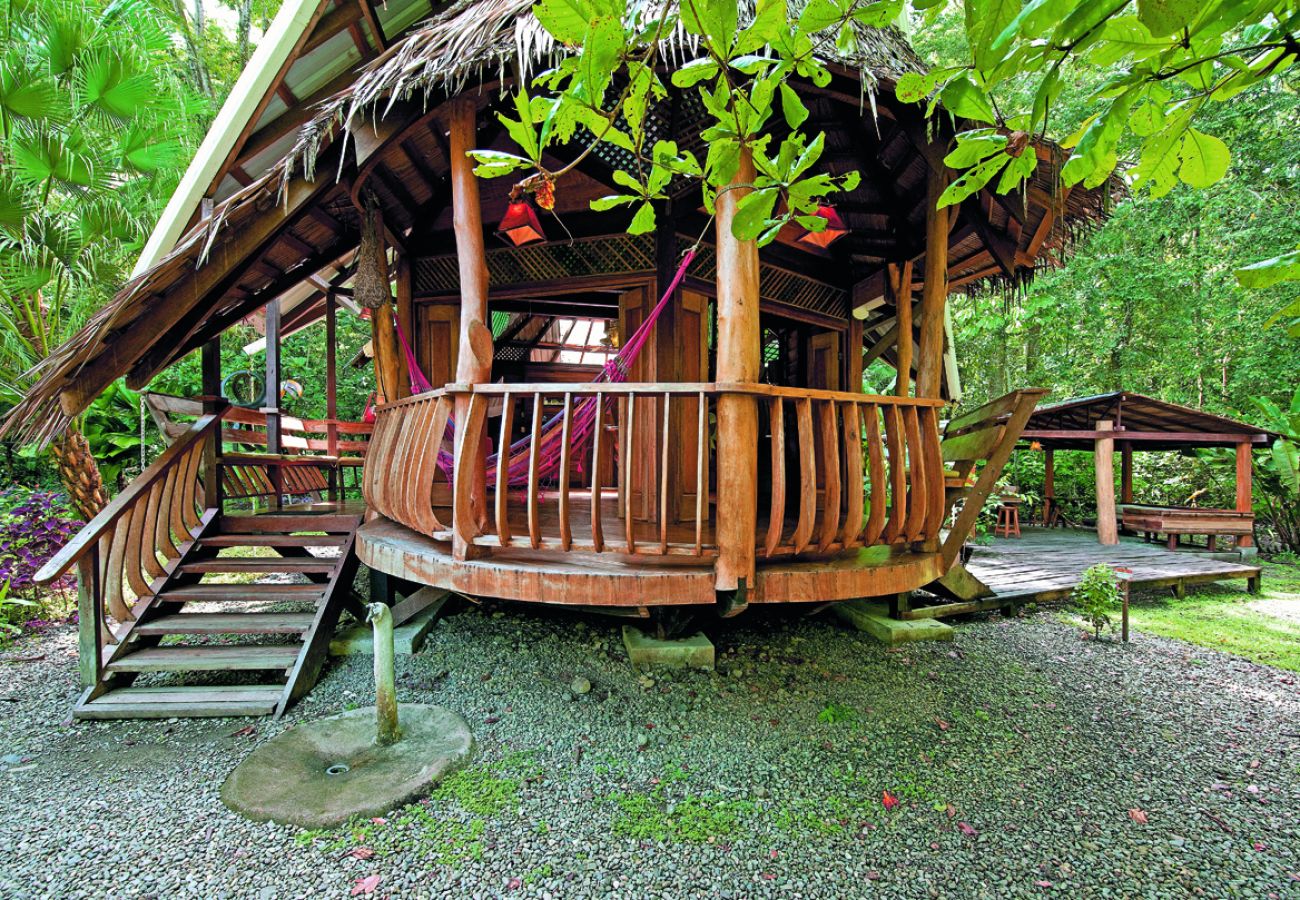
[{"x1": 963, "y1": 527, "x2": 1262, "y2": 604}]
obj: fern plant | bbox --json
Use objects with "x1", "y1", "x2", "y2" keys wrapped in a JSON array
[{"x1": 1072, "y1": 564, "x2": 1121, "y2": 640}]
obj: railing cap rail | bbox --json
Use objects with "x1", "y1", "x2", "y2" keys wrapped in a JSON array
[
  {"x1": 396, "y1": 381, "x2": 950, "y2": 407},
  {"x1": 35, "y1": 404, "x2": 227, "y2": 585}
]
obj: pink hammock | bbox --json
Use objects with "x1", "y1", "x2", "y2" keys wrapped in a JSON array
[{"x1": 392, "y1": 248, "x2": 697, "y2": 488}]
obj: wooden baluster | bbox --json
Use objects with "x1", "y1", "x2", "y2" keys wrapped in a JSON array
[
  {"x1": 413, "y1": 396, "x2": 452, "y2": 536},
  {"x1": 920, "y1": 407, "x2": 946, "y2": 545},
  {"x1": 527, "y1": 392, "x2": 543, "y2": 549},
  {"x1": 841, "y1": 402, "x2": 864, "y2": 548},
  {"x1": 817, "y1": 401, "x2": 842, "y2": 552},
  {"x1": 361, "y1": 409, "x2": 388, "y2": 510},
  {"x1": 452, "y1": 393, "x2": 488, "y2": 554},
  {"x1": 590, "y1": 392, "x2": 605, "y2": 553},
  {"x1": 624, "y1": 391, "x2": 636, "y2": 553},
  {"x1": 559, "y1": 392, "x2": 574, "y2": 552},
  {"x1": 123, "y1": 496, "x2": 151, "y2": 599},
  {"x1": 103, "y1": 518, "x2": 131, "y2": 623},
  {"x1": 863, "y1": 404, "x2": 887, "y2": 545},
  {"x1": 77, "y1": 549, "x2": 101, "y2": 688},
  {"x1": 495, "y1": 393, "x2": 515, "y2": 547},
  {"x1": 882, "y1": 404, "x2": 907, "y2": 543},
  {"x1": 902, "y1": 406, "x2": 927, "y2": 543},
  {"x1": 154, "y1": 464, "x2": 181, "y2": 562},
  {"x1": 404, "y1": 399, "x2": 437, "y2": 530},
  {"x1": 180, "y1": 444, "x2": 204, "y2": 534},
  {"x1": 140, "y1": 482, "x2": 166, "y2": 580},
  {"x1": 764, "y1": 397, "x2": 785, "y2": 556},
  {"x1": 792, "y1": 397, "x2": 816, "y2": 554},
  {"x1": 659, "y1": 393, "x2": 670, "y2": 554},
  {"x1": 696, "y1": 390, "x2": 708, "y2": 556},
  {"x1": 388, "y1": 401, "x2": 419, "y2": 523},
  {"x1": 96, "y1": 533, "x2": 113, "y2": 643}
]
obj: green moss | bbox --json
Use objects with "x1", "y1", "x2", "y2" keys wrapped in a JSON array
[
  {"x1": 609, "y1": 790, "x2": 756, "y2": 842},
  {"x1": 428, "y1": 751, "x2": 541, "y2": 817},
  {"x1": 816, "y1": 702, "x2": 858, "y2": 725}
]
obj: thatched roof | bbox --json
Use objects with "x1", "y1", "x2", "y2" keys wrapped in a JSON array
[{"x1": 2, "y1": 0, "x2": 1118, "y2": 445}]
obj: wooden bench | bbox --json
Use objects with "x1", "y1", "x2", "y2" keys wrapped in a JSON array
[
  {"x1": 1119, "y1": 503, "x2": 1253, "y2": 551},
  {"x1": 145, "y1": 392, "x2": 372, "y2": 503}
]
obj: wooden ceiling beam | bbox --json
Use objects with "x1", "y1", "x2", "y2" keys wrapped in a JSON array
[
  {"x1": 357, "y1": 0, "x2": 388, "y2": 51},
  {"x1": 302, "y1": 4, "x2": 363, "y2": 54}
]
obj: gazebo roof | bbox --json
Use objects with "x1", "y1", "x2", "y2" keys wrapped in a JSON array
[
  {"x1": 3, "y1": 0, "x2": 1122, "y2": 446},
  {"x1": 1017, "y1": 392, "x2": 1278, "y2": 451}
]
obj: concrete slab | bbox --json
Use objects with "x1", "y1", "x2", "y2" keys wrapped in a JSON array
[
  {"x1": 622, "y1": 626, "x2": 715, "y2": 670},
  {"x1": 330, "y1": 595, "x2": 446, "y2": 657},
  {"x1": 222, "y1": 704, "x2": 472, "y2": 829},
  {"x1": 833, "y1": 600, "x2": 954, "y2": 644}
]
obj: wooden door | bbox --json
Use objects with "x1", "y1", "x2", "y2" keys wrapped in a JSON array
[
  {"x1": 808, "y1": 330, "x2": 840, "y2": 390},
  {"x1": 415, "y1": 301, "x2": 460, "y2": 391}
]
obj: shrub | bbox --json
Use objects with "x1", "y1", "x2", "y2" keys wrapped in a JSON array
[
  {"x1": 1072, "y1": 563, "x2": 1121, "y2": 639},
  {"x1": 0, "y1": 488, "x2": 82, "y2": 600}
]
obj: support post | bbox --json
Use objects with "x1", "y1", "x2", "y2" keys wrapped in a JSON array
[
  {"x1": 713, "y1": 149, "x2": 760, "y2": 593},
  {"x1": 1120, "y1": 442, "x2": 1133, "y2": 504},
  {"x1": 200, "y1": 338, "x2": 223, "y2": 511},
  {"x1": 1235, "y1": 440, "x2": 1253, "y2": 548},
  {"x1": 889, "y1": 261, "x2": 912, "y2": 397},
  {"x1": 264, "y1": 298, "x2": 283, "y2": 509},
  {"x1": 394, "y1": 254, "x2": 414, "y2": 399},
  {"x1": 1095, "y1": 419, "x2": 1118, "y2": 545},
  {"x1": 916, "y1": 167, "x2": 949, "y2": 399},
  {"x1": 325, "y1": 294, "x2": 339, "y2": 500},
  {"x1": 1043, "y1": 447, "x2": 1055, "y2": 525},
  {"x1": 447, "y1": 99, "x2": 491, "y2": 560},
  {"x1": 367, "y1": 603, "x2": 400, "y2": 746}
]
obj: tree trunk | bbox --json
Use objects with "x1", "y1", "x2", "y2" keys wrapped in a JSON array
[{"x1": 49, "y1": 426, "x2": 108, "y2": 521}]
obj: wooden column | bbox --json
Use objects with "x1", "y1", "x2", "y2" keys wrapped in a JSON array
[
  {"x1": 916, "y1": 168, "x2": 949, "y2": 399},
  {"x1": 394, "y1": 254, "x2": 414, "y2": 399},
  {"x1": 713, "y1": 149, "x2": 760, "y2": 595},
  {"x1": 325, "y1": 294, "x2": 339, "y2": 500},
  {"x1": 1236, "y1": 441, "x2": 1253, "y2": 548},
  {"x1": 1120, "y1": 442, "x2": 1133, "y2": 504},
  {"x1": 1043, "y1": 447, "x2": 1054, "y2": 524},
  {"x1": 200, "y1": 338, "x2": 222, "y2": 511},
  {"x1": 889, "y1": 261, "x2": 912, "y2": 397},
  {"x1": 264, "y1": 298, "x2": 284, "y2": 509},
  {"x1": 447, "y1": 98, "x2": 491, "y2": 560},
  {"x1": 372, "y1": 302, "x2": 402, "y2": 403},
  {"x1": 845, "y1": 315, "x2": 864, "y2": 393},
  {"x1": 1095, "y1": 419, "x2": 1118, "y2": 545}
]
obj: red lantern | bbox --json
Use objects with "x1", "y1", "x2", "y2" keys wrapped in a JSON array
[
  {"x1": 795, "y1": 204, "x2": 848, "y2": 249},
  {"x1": 496, "y1": 198, "x2": 546, "y2": 246}
]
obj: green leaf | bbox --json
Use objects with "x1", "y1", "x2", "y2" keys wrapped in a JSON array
[
  {"x1": 940, "y1": 74, "x2": 996, "y2": 124},
  {"x1": 1137, "y1": 0, "x2": 1200, "y2": 37},
  {"x1": 964, "y1": 0, "x2": 1020, "y2": 69},
  {"x1": 853, "y1": 0, "x2": 904, "y2": 28},
  {"x1": 732, "y1": 187, "x2": 779, "y2": 241},
  {"x1": 1236, "y1": 247, "x2": 1300, "y2": 290},
  {"x1": 798, "y1": 0, "x2": 843, "y2": 32},
  {"x1": 1270, "y1": 438, "x2": 1300, "y2": 498},
  {"x1": 944, "y1": 129, "x2": 1008, "y2": 168},
  {"x1": 995, "y1": 150, "x2": 1037, "y2": 193},
  {"x1": 590, "y1": 194, "x2": 639, "y2": 211},
  {"x1": 1089, "y1": 16, "x2": 1167, "y2": 66},
  {"x1": 627, "y1": 202, "x2": 656, "y2": 235},
  {"x1": 681, "y1": 0, "x2": 738, "y2": 50},
  {"x1": 937, "y1": 152, "x2": 1012, "y2": 208},
  {"x1": 468, "y1": 150, "x2": 533, "y2": 178},
  {"x1": 533, "y1": 0, "x2": 600, "y2": 44},
  {"x1": 738, "y1": 0, "x2": 787, "y2": 51},
  {"x1": 1177, "y1": 128, "x2": 1230, "y2": 188},
  {"x1": 671, "y1": 57, "x2": 719, "y2": 87}
]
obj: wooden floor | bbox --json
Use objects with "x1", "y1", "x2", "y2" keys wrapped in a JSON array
[{"x1": 963, "y1": 527, "x2": 1262, "y2": 604}]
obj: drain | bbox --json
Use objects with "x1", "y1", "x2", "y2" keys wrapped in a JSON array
[{"x1": 325, "y1": 763, "x2": 350, "y2": 776}]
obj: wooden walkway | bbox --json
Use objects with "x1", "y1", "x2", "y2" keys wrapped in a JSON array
[{"x1": 963, "y1": 527, "x2": 1262, "y2": 604}]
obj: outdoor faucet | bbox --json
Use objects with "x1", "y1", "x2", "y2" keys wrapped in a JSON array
[{"x1": 366, "y1": 602, "x2": 400, "y2": 746}]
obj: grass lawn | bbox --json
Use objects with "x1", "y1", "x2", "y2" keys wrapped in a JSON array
[{"x1": 1120, "y1": 558, "x2": 1300, "y2": 672}]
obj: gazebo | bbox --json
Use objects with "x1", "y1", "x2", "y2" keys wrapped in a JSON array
[
  {"x1": 1017, "y1": 392, "x2": 1277, "y2": 551},
  {"x1": 8, "y1": 0, "x2": 1118, "y2": 719}
]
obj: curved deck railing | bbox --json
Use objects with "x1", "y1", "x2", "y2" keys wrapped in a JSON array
[{"x1": 364, "y1": 383, "x2": 947, "y2": 570}]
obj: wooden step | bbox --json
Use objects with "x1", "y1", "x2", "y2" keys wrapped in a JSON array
[
  {"x1": 200, "y1": 534, "x2": 349, "y2": 548},
  {"x1": 75, "y1": 685, "x2": 284, "y2": 719},
  {"x1": 106, "y1": 645, "x2": 300, "y2": 673},
  {"x1": 161, "y1": 584, "x2": 325, "y2": 604},
  {"x1": 133, "y1": 613, "x2": 316, "y2": 636},
  {"x1": 180, "y1": 557, "x2": 335, "y2": 575},
  {"x1": 219, "y1": 514, "x2": 361, "y2": 534}
]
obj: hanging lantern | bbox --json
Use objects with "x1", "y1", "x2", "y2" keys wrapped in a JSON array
[
  {"x1": 496, "y1": 195, "x2": 546, "y2": 246},
  {"x1": 795, "y1": 204, "x2": 848, "y2": 249},
  {"x1": 1030, "y1": 440, "x2": 1043, "y2": 452}
]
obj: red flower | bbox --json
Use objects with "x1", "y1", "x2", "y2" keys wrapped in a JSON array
[{"x1": 882, "y1": 790, "x2": 899, "y2": 810}]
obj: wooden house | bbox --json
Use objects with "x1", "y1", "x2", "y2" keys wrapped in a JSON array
[{"x1": 12, "y1": 0, "x2": 1116, "y2": 718}]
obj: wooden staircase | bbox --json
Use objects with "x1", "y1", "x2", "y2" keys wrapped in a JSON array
[
  {"x1": 74, "y1": 510, "x2": 362, "y2": 719},
  {"x1": 34, "y1": 406, "x2": 368, "y2": 721}
]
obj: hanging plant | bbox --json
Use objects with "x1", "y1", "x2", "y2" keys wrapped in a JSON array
[{"x1": 354, "y1": 190, "x2": 390, "y2": 310}]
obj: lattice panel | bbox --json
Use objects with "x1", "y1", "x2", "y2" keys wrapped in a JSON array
[
  {"x1": 679, "y1": 239, "x2": 849, "y2": 321},
  {"x1": 414, "y1": 234, "x2": 655, "y2": 295}
]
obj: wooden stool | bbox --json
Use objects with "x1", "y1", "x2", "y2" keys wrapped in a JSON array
[{"x1": 995, "y1": 499, "x2": 1022, "y2": 538}]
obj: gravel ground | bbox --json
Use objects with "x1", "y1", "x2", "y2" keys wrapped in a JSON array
[{"x1": 1, "y1": 598, "x2": 1298, "y2": 899}]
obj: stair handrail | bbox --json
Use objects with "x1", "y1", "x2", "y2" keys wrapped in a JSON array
[{"x1": 36, "y1": 403, "x2": 228, "y2": 585}]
